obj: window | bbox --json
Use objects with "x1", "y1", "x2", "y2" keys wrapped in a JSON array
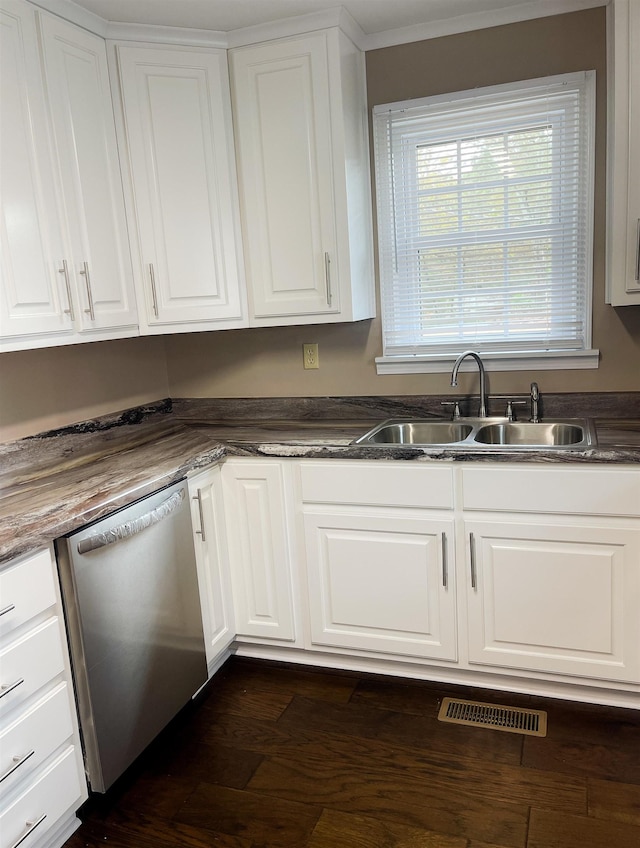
[{"x1": 373, "y1": 72, "x2": 598, "y2": 373}]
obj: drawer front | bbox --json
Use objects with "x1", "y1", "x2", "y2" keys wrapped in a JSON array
[
  {"x1": 0, "y1": 619, "x2": 65, "y2": 719},
  {"x1": 0, "y1": 745, "x2": 85, "y2": 848},
  {"x1": 0, "y1": 549, "x2": 56, "y2": 640},
  {"x1": 300, "y1": 462, "x2": 454, "y2": 509},
  {"x1": 462, "y1": 466, "x2": 640, "y2": 516},
  {"x1": 0, "y1": 683, "x2": 74, "y2": 795}
]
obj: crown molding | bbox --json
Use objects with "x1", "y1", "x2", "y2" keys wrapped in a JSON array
[
  {"x1": 226, "y1": 6, "x2": 366, "y2": 49},
  {"x1": 362, "y1": 0, "x2": 607, "y2": 51},
  {"x1": 27, "y1": 0, "x2": 608, "y2": 52},
  {"x1": 104, "y1": 21, "x2": 227, "y2": 48},
  {"x1": 29, "y1": 0, "x2": 108, "y2": 34}
]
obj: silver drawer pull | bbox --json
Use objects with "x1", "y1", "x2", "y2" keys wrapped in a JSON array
[
  {"x1": 79, "y1": 262, "x2": 95, "y2": 321},
  {"x1": 10, "y1": 814, "x2": 46, "y2": 848},
  {"x1": 149, "y1": 263, "x2": 159, "y2": 318},
  {"x1": 0, "y1": 603, "x2": 16, "y2": 617},
  {"x1": 469, "y1": 532, "x2": 477, "y2": 590},
  {"x1": 0, "y1": 678, "x2": 24, "y2": 699},
  {"x1": 59, "y1": 260, "x2": 75, "y2": 320},
  {"x1": 0, "y1": 750, "x2": 35, "y2": 783},
  {"x1": 192, "y1": 489, "x2": 206, "y2": 542},
  {"x1": 324, "y1": 251, "x2": 332, "y2": 306},
  {"x1": 441, "y1": 532, "x2": 448, "y2": 589}
]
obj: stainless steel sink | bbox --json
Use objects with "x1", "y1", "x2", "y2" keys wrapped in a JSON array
[
  {"x1": 474, "y1": 421, "x2": 587, "y2": 446},
  {"x1": 355, "y1": 420, "x2": 474, "y2": 445},
  {"x1": 353, "y1": 417, "x2": 596, "y2": 450}
]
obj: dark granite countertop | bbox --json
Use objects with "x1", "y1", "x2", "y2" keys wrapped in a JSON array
[{"x1": 1, "y1": 395, "x2": 639, "y2": 565}]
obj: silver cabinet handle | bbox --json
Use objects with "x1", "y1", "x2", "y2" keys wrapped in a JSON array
[
  {"x1": 324, "y1": 252, "x2": 332, "y2": 306},
  {"x1": 0, "y1": 603, "x2": 16, "y2": 617},
  {"x1": 10, "y1": 814, "x2": 46, "y2": 848},
  {"x1": 0, "y1": 678, "x2": 24, "y2": 699},
  {"x1": 441, "y1": 532, "x2": 448, "y2": 589},
  {"x1": 635, "y1": 218, "x2": 640, "y2": 282},
  {"x1": 0, "y1": 750, "x2": 35, "y2": 784},
  {"x1": 149, "y1": 263, "x2": 159, "y2": 318},
  {"x1": 192, "y1": 489, "x2": 206, "y2": 543},
  {"x1": 58, "y1": 260, "x2": 75, "y2": 320},
  {"x1": 79, "y1": 262, "x2": 95, "y2": 320},
  {"x1": 469, "y1": 532, "x2": 477, "y2": 590}
]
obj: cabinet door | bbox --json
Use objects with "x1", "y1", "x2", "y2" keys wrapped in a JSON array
[
  {"x1": 304, "y1": 511, "x2": 457, "y2": 661},
  {"x1": 115, "y1": 44, "x2": 247, "y2": 331},
  {"x1": 222, "y1": 461, "x2": 296, "y2": 641},
  {"x1": 188, "y1": 467, "x2": 235, "y2": 672},
  {"x1": 231, "y1": 33, "x2": 339, "y2": 319},
  {"x1": 0, "y1": 0, "x2": 71, "y2": 344},
  {"x1": 464, "y1": 519, "x2": 640, "y2": 683},
  {"x1": 38, "y1": 13, "x2": 138, "y2": 333}
]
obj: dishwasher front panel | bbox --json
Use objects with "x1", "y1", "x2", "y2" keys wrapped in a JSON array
[{"x1": 56, "y1": 480, "x2": 207, "y2": 792}]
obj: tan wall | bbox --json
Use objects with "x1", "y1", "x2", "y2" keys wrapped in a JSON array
[
  {"x1": 165, "y1": 7, "x2": 640, "y2": 400},
  {"x1": 2, "y1": 8, "x2": 639, "y2": 442},
  {"x1": 0, "y1": 337, "x2": 169, "y2": 442}
]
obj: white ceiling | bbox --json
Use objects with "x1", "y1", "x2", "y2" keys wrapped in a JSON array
[{"x1": 63, "y1": 0, "x2": 606, "y2": 38}]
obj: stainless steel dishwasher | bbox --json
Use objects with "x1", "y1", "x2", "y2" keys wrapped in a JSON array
[{"x1": 55, "y1": 479, "x2": 207, "y2": 793}]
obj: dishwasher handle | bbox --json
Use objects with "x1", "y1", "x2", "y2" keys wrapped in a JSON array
[{"x1": 77, "y1": 488, "x2": 185, "y2": 554}]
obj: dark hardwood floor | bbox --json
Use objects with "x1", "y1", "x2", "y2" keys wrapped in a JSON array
[{"x1": 65, "y1": 657, "x2": 640, "y2": 848}]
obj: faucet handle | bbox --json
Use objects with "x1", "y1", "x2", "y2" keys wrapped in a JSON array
[
  {"x1": 441, "y1": 401, "x2": 462, "y2": 420},
  {"x1": 504, "y1": 400, "x2": 526, "y2": 421}
]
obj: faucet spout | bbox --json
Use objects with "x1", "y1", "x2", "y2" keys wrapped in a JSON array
[
  {"x1": 450, "y1": 350, "x2": 488, "y2": 417},
  {"x1": 530, "y1": 381, "x2": 540, "y2": 423}
]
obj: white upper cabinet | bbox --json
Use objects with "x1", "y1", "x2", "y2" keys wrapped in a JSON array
[
  {"x1": 113, "y1": 43, "x2": 248, "y2": 333},
  {"x1": 0, "y1": 0, "x2": 72, "y2": 347},
  {"x1": 0, "y1": 0, "x2": 138, "y2": 351},
  {"x1": 38, "y1": 13, "x2": 138, "y2": 334},
  {"x1": 606, "y1": 0, "x2": 640, "y2": 306},
  {"x1": 230, "y1": 29, "x2": 375, "y2": 326}
]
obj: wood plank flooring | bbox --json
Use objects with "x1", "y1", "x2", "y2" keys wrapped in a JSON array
[{"x1": 65, "y1": 658, "x2": 640, "y2": 848}]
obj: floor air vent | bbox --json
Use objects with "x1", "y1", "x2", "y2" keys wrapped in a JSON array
[{"x1": 437, "y1": 697, "x2": 547, "y2": 737}]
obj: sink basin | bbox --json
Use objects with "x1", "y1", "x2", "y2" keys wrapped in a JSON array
[
  {"x1": 355, "y1": 420, "x2": 473, "y2": 446},
  {"x1": 474, "y1": 421, "x2": 587, "y2": 446},
  {"x1": 353, "y1": 417, "x2": 596, "y2": 450}
]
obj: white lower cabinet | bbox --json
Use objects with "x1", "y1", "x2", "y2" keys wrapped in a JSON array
[
  {"x1": 464, "y1": 519, "x2": 640, "y2": 683},
  {"x1": 286, "y1": 459, "x2": 640, "y2": 701},
  {"x1": 299, "y1": 461, "x2": 457, "y2": 660},
  {"x1": 188, "y1": 467, "x2": 235, "y2": 675},
  {"x1": 0, "y1": 547, "x2": 87, "y2": 848},
  {"x1": 460, "y1": 464, "x2": 640, "y2": 686},
  {"x1": 222, "y1": 460, "x2": 296, "y2": 642},
  {"x1": 304, "y1": 510, "x2": 457, "y2": 660}
]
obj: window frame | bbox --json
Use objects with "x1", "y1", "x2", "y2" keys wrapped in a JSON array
[{"x1": 373, "y1": 72, "x2": 599, "y2": 375}]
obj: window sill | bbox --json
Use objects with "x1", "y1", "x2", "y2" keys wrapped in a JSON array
[{"x1": 375, "y1": 349, "x2": 600, "y2": 375}]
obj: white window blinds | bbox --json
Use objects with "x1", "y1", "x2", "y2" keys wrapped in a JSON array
[{"x1": 373, "y1": 72, "x2": 595, "y2": 360}]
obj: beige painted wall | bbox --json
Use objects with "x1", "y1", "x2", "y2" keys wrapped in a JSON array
[
  {"x1": 2, "y1": 8, "x2": 639, "y2": 442},
  {"x1": 165, "y1": 7, "x2": 640, "y2": 400},
  {"x1": 0, "y1": 336, "x2": 169, "y2": 442}
]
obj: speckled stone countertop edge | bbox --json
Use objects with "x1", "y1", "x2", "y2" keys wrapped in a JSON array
[{"x1": 2, "y1": 396, "x2": 640, "y2": 565}]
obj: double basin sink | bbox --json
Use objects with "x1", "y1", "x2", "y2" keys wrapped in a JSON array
[{"x1": 353, "y1": 417, "x2": 597, "y2": 450}]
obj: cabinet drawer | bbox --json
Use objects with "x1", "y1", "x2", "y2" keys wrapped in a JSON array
[
  {"x1": 0, "y1": 744, "x2": 85, "y2": 848},
  {"x1": 0, "y1": 619, "x2": 65, "y2": 718},
  {"x1": 462, "y1": 466, "x2": 640, "y2": 516},
  {"x1": 300, "y1": 462, "x2": 454, "y2": 509},
  {"x1": 0, "y1": 549, "x2": 56, "y2": 640},
  {"x1": 0, "y1": 683, "x2": 74, "y2": 795}
]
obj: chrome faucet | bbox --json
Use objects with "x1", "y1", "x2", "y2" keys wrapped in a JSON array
[
  {"x1": 450, "y1": 350, "x2": 488, "y2": 417},
  {"x1": 530, "y1": 381, "x2": 540, "y2": 423}
]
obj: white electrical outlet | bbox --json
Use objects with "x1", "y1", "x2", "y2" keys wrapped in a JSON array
[{"x1": 303, "y1": 343, "x2": 319, "y2": 369}]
